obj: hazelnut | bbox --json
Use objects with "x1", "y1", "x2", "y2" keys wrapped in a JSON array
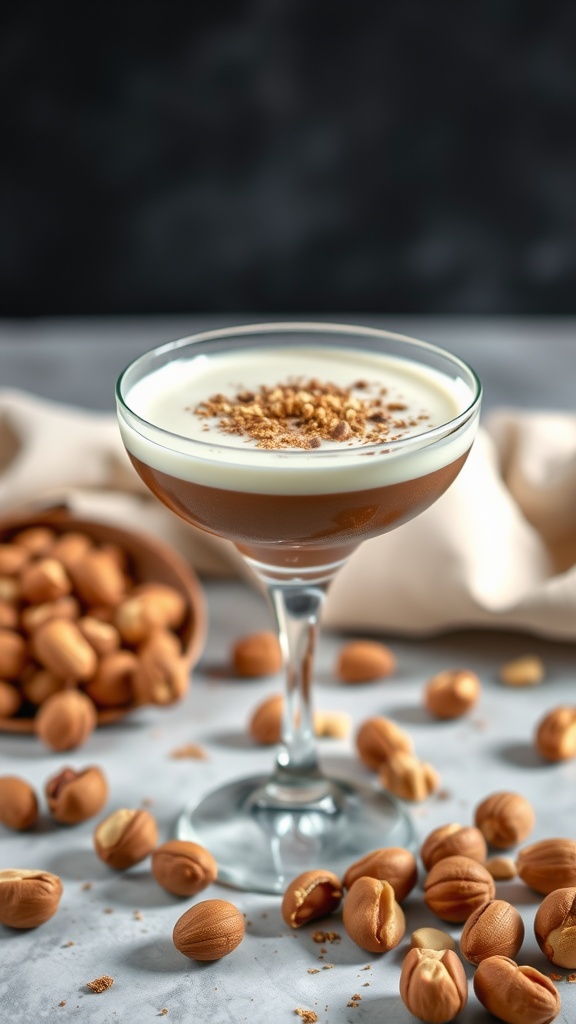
[
  {"x1": 115, "y1": 584, "x2": 186, "y2": 644},
  {"x1": 313, "y1": 709, "x2": 352, "y2": 739},
  {"x1": 424, "y1": 855, "x2": 496, "y2": 923},
  {"x1": 342, "y1": 876, "x2": 405, "y2": 953},
  {"x1": 343, "y1": 847, "x2": 418, "y2": 902},
  {"x1": 474, "y1": 791, "x2": 536, "y2": 849},
  {"x1": 0, "y1": 629, "x2": 28, "y2": 679},
  {"x1": 19, "y1": 557, "x2": 72, "y2": 604},
  {"x1": 534, "y1": 706, "x2": 576, "y2": 762},
  {"x1": 421, "y1": 823, "x2": 487, "y2": 870},
  {"x1": 281, "y1": 869, "x2": 343, "y2": 928},
  {"x1": 94, "y1": 808, "x2": 158, "y2": 870},
  {"x1": 355, "y1": 716, "x2": 413, "y2": 771},
  {"x1": 499, "y1": 655, "x2": 545, "y2": 687},
  {"x1": 13, "y1": 526, "x2": 55, "y2": 555},
  {"x1": 35, "y1": 690, "x2": 97, "y2": 751},
  {"x1": 0, "y1": 775, "x2": 39, "y2": 830},
  {"x1": 335, "y1": 640, "x2": 396, "y2": 683},
  {"x1": 132, "y1": 630, "x2": 188, "y2": 706},
  {"x1": 77, "y1": 616, "x2": 121, "y2": 657},
  {"x1": 486, "y1": 856, "x2": 518, "y2": 881},
  {"x1": 173, "y1": 899, "x2": 245, "y2": 961},
  {"x1": 460, "y1": 899, "x2": 525, "y2": 964},
  {"x1": 232, "y1": 631, "x2": 282, "y2": 677},
  {"x1": 249, "y1": 693, "x2": 284, "y2": 744},
  {"x1": 410, "y1": 926, "x2": 456, "y2": 952},
  {"x1": 45, "y1": 765, "x2": 108, "y2": 825},
  {"x1": 534, "y1": 886, "x2": 576, "y2": 968},
  {"x1": 83, "y1": 650, "x2": 137, "y2": 708},
  {"x1": 379, "y1": 750, "x2": 440, "y2": 801},
  {"x1": 0, "y1": 680, "x2": 22, "y2": 718},
  {"x1": 517, "y1": 838, "x2": 576, "y2": 895},
  {"x1": 0, "y1": 600, "x2": 18, "y2": 630},
  {"x1": 400, "y1": 947, "x2": 468, "y2": 1024},
  {"x1": 152, "y1": 840, "x2": 218, "y2": 897},
  {"x1": 22, "y1": 669, "x2": 65, "y2": 706},
  {"x1": 32, "y1": 618, "x2": 98, "y2": 682},
  {"x1": 0, "y1": 543, "x2": 29, "y2": 575},
  {"x1": 20, "y1": 595, "x2": 80, "y2": 634},
  {"x1": 69, "y1": 548, "x2": 127, "y2": 607},
  {"x1": 473, "y1": 955, "x2": 561, "y2": 1024},
  {"x1": 49, "y1": 531, "x2": 93, "y2": 570},
  {"x1": 0, "y1": 868, "x2": 63, "y2": 929},
  {"x1": 423, "y1": 668, "x2": 481, "y2": 719}
]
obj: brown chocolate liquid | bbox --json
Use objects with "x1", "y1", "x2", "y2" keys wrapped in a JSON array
[{"x1": 129, "y1": 450, "x2": 470, "y2": 570}]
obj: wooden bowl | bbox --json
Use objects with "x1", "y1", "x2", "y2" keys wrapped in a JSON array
[{"x1": 0, "y1": 506, "x2": 207, "y2": 733}]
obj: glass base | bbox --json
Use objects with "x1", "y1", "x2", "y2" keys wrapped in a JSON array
[{"x1": 175, "y1": 771, "x2": 416, "y2": 894}]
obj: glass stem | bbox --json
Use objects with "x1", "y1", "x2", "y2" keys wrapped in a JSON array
[{"x1": 269, "y1": 584, "x2": 325, "y2": 786}]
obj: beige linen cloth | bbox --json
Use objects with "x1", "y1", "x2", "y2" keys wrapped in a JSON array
[{"x1": 1, "y1": 388, "x2": 575, "y2": 641}]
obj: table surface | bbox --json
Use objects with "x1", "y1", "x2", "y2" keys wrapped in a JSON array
[{"x1": 1, "y1": 316, "x2": 575, "y2": 1024}]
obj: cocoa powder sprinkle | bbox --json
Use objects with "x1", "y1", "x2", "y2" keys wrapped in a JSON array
[{"x1": 193, "y1": 378, "x2": 423, "y2": 450}]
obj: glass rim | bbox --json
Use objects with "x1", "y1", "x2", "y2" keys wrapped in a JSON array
[{"x1": 116, "y1": 320, "x2": 482, "y2": 459}]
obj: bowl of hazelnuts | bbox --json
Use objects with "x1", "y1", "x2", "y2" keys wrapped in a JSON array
[{"x1": 0, "y1": 505, "x2": 206, "y2": 748}]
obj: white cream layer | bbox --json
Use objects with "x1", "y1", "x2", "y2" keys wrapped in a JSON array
[{"x1": 119, "y1": 346, "x2": 478, "y2": 495}]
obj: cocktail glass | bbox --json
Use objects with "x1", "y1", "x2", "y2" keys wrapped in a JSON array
[{"x1": 116, "y1": 322, "x2": 481, "y2": 893}]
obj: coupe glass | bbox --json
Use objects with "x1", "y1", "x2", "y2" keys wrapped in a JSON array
[{"x1": 116, "y1": 322, "x2": 481, "y2": 893}]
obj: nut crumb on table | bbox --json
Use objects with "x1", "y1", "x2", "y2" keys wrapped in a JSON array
[
  {"x1": 169, "y1": 743, "x2": 207, "y2": 759},
  {"x1": 294, "y1": 1011, "x2": 318, "y2": 1023},
  {"x1": 86, "y1": 975, "x2": 114, "y2": 994}
]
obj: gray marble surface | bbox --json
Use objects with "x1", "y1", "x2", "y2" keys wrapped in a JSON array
[{"x1": 1, "y1": 317, "x2": 576, "y2": 1023}]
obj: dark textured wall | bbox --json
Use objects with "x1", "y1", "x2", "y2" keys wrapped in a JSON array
[{"x1": 1, "y1": 1, "x2": 575, "y2": 316}]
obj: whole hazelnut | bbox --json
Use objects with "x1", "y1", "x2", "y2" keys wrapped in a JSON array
[
  {"x1": 152, "y1": 840, "x2": 218, "y2": 897},
  {"x1": 232, "y1": 631, "x2": 282, "y2": 677},
  {"x1": 424, "y1": 855, "x2": 496, "y2": 923},
  {"x1": 534, "y1": 706, "x2": 576, "y2": 762},
  {"x1": 421, "y1": 823, "x2": 487, "y2": 870},
  {"x1": 34, "y1": 690, "x2": 97, "y2": 751},
  {"x1": 355, "y1": 716, "x2": 413, "y2": 771},
  {"x1": 248, "y1": 693, "x2": 284, "y2": 745},
  {"x1": 342, "y1": 876, "x2": 405, "y2": 953},
  {"x1": 499, "y1": 655, "x2": 545, "y2": 687},
  {"x1": 45, "y1": 765, "x2": 108, "y2": 825},
  {"x1": 0, "y1": 868, "x2": 63, "y2": 929},
  {"x1": 0, "y1": 775, "x2": 39, "y2": 831},
  {"x1": 132, "y1": 630, "x2": 189, "y2": 706},
  {"x1": 94, "y1": 808, "x2": 158, "y2": 870},
  {"x1": 534, "y1": 886, "x2": 576, "y2": 968},
  {"x1": 474, "y1": 791, "x2": 536, "y2": 849},
  {"x1": 19, "y1": 557, "x2": 72, "y2": 604},
  {"x1": 0, "y1": 628, "x2": 28, "y2": 679},
  {"x1": 281, "y1": 869, "x2": 343, "y2": 928},
  {"x1": 517, "y1": 839, "x2": 576, "y2": 895},
  {"x1": 400, "y1": 947, "x2": 468, "y2": 1024},
  {"x1": 423, "y1": 668, "x2": 481, "y2": 719},
  {"x1": 0, "y1": 680, "x2": 22, "y2": 718},
  {"x1": 336, "y1": 640, "x2": 396, "y2": 683},
  {"x1": 473, "y1": 955, "x2": 561, "y2": 1024},
  {"x1": 32, "y1": 618, "x2": 98, "y2": 682},
  {"x1": 173, "y1": 899, "x2": 245, "y2": 961},
  {"x1": 83, "y1": 650, "x2": 137, "y2": 708},
  {"x1": 460, "y1": 899, "x2": 525, "y2": 965},
  {"x1": 342, "y1": 847, "x2": 418, "y2": 902}
]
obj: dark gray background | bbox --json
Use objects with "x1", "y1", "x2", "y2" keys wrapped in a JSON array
[{"x1": 1, "y1": 1, "x2": 576, "y2": 316}]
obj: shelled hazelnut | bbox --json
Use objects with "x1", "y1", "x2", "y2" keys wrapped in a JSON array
[
  {"x1": 421, "y1": 823, "x2": 487, "y2": 870},
  {"x1": 473, "y1": 955, "x2": 561, "y2": 1024},
  {"x1": 379, "y1": 750, "x2": 440, "y2": 802},
  {"x1": 534, "y1": 886, "x2": 576, "y2": 969},
  {"x1": 534, "y1": 706, "x2": 576, "y2": 762},
  {"x1": 0, "y1": 869, "x2": 63, "y2": 929},
  {"x1": 232, "y1": 631, "x2": 282, "y2": 677},
  {"x1": 499, "y1": 655, "x2": 545, "y2": 687},
  {"x1": 474, "y1": 791, "x2": 535, "y2": 849},
  {"x1": 45, "y1": 765, "x2": 108, "y2": 825},
  {"x1": 94, "y1": 808, "x2": 158, "y2": 870},
  {"x1": 173, "y1": 899, "x2": 245, "y2": 961},
  {"x1": 342, "y1": 877, "x2": 405, "y2": 953},
  {"x1": 460, "y1": 899, "x2": 525, "y2": 964},
  {"x1": 152, "y1": 840, "x2": 218, "y2": 897},
  {"x1": 423, "y1": 668, "x2": 481, "y2": 719},
  {"x1": 34, "y1": 690, "x2": 97, "y2": 752},
  {"x1": 281, "y1": 869, "x2": 343, "y2": 928},
  {"x1": 400, "y1": 947, "x2": 468, "y2": 1023},
  {"x1": 335, "y1": 640, "x2": 396, "y2": 683},
  {"x1": 0, "y1": 775, "x2": 39, "y2": 831}
]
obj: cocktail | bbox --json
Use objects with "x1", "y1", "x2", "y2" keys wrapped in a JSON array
[{"x1": 116, "y1": 322, "x2": 481, "y2": 893}]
